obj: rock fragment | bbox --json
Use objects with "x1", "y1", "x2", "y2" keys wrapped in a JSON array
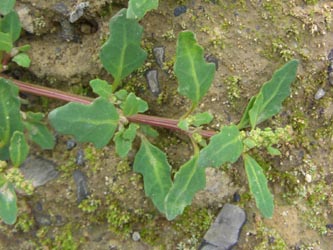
[
  {"x1": 69, "y1": 2, "x2": 89, "y2": 23},
  {"x1": 73, "y1": 169, "x2": 89, "y2": 203},
  {"x1": 174, "y1": 6, "x2": 187, "y2": 17},
  {"x1": 20, "y1": 156, "x2": 58, "y2": 187},
  {"x1": 145, "y1": 69, "x2": 161, "y2": 96},
  {"x1": 199, "y1": 204, "x2": 246, "y2": 250},
  {"x1": 314, "y1": 87, "x2": 325, "y2": 100},
  {"x1": 153, "y1": 46, "x2": 165, "y2": 68}
]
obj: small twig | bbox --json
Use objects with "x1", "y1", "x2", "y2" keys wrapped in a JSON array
[{"x1": 0, "y1": 74, "x2": 217, "y2": 138}]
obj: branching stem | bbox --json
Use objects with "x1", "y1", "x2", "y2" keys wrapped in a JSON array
[{"x1": 0, "y1": 74, "x2": 216, "y2": 138}]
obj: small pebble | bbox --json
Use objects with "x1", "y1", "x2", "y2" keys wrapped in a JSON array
[
  {"x1": 73, "y1": 169, "x2": 89, "y2": 203},
  {"x1": 314, "y1": 88, "x2": 325, "y2": 100},
  {"x1": 132, "y1": 231, "x2": 141, "y2": 241},
  {"x1": 76, "y1": 148, "x2": 85, "y2": 166},
  {"x1": 305, "y1": 173, "x2": 312, "y2": 183},
  {"x1": 66, "y1": 139, "x2": 77, "y2": 150},
  {"x1": 153, "y1": 46, "x2": 165, "y2": 69},
  {"x1": 326, "y1": 223, "x2": 333, "y2": 230},
  {"x1": 174, "y1": 6, "x2": 187, "y2": 17},
  {"x1": 145, "y1": 69, "x2": 161, "y2": 96}
]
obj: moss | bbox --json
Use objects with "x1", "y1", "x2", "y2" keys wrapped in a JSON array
[
  {"x1": 173, "y1": 206, "x2": 214, "y2": 240},
  {"x1": 106, "y1": 202, "x2": 132, "y2": 236},
  {"x1": 254, "y1": 221, "x2": 288, "y2": 250},
  {"x1": 14, "y1": 213, "x2": 34, "y2": 233},
  {"x1": 36, "y1": 224, "x2": 80, "y2": 250},
  {"x1": 78, "y1": 196, "x2": 101, "y2": 213}
]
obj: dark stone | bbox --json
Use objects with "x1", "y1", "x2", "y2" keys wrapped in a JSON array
[
  {"x1": 73, "y1": 169, "x2": 89, "y2": 203},
  {"x1": 199, "y1": 204, "x2": 246, "y2": 250},
  {"x1": 205, "y1": 54, "x2": 218, "y2": 71},
  {"x1": 20, "y1": 156, "x2": 58, "y2": 187},
  {"x1": 174, "y1": 6, "x2": 187, "y2": 17},
  {"x1": 233, "y1": 192, "x2": 240, "y2": 203},
  {"x1": 145, "y1": 69, "x2": 160, "y2": 96},
  {"x1": 66, "y1": 139, "x2": 77, "y2": 150},
  {"x1": 326, "y1": 223, "x2": 333, "y2": 230}
]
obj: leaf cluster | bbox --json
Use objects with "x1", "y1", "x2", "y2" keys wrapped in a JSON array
[
  {"x1": 0, "y1": 0, "x2": 31, "y2": 70},
  {"x1": 0, "y1": 0, "x2": 300, "y2": 225}
]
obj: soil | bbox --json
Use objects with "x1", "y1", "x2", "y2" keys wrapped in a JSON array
[{"x1": 1, "y1": 0, "x2": 333, "y2": 249}]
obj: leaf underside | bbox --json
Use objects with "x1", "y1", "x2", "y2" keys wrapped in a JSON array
[
  {"x1": 174, "y1": 31, "x2": 215, "y2": 106},
  {"x1": 244, "y1": 154, "x2": 274, "y2": 218},
  {"x1": 48, "y1": 97, "x2": 119, "y2": 148},
  {"x1": 198, "y1": 125, "x2": 243, "y2": 168}
]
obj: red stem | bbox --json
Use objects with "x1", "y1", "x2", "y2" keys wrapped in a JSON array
[{"x1": 0, "y1": 74, "x2": 216, "y2": 138}]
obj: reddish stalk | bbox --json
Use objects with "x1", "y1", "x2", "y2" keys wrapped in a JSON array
[{"x1": 1, "y1": 74, "x2": 216, "y2": 138}]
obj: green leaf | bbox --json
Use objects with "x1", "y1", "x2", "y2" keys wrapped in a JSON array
[
  {"x1": 89, "y1": 79, "x2": 113, "y2": 99},
  {"x1": 267, "y1": 146, "x2": 281, "y2": 156},
  {"x1": 0, "y1": 10, "x2": 21, "y2": 42},
  {"x1": 244, "y1": 154, "x2": 274, "y2": 218},
  {"x1": 122, "y1": 92, "x2": 148, "y2": 116},
  {"x1": 133, "y1": 138, "x2": 172, "y2": 213},
  {"x1": 0, "y1": 0, "x2": 15, "y2": 15},
  {"x1": 164, "y1": 155, "x2": 206, "y2": 220},
  {"x1": 177, "y1": 119, "x2": 189, "y2": 131},
  {"x1": 238, "y1": 96, "x2": 256, "y2": 129},
  {"x1": 0, "y1": 32, "x2": 13, "y2": 52},
  {"x1": 0, "y1": 180, "x2": 17, "y2": 225},
  {"x1": 23, "y1": 112, "x2": 55, "y2": 150},
  {"x1": 178, "y1": 112, "x2": 213, "y2": 131},
  {"x1": 114, "y1": 123, "x2": 138, "y2": 158},
  {"x1": 48, "y1": 97, "x2": 119, "y2": 148},
  {"x1": 191, "y1": 112, "x2": 213, "y2": 127},
  {"x1": 9, "y1": 131, "x2": 29, "y2": 167},
  {"x1": 114, "y1": 89, "x2": 128, "y2": 101},
  {"x1": 0, "y1": 78, "x2": 23, "y2": 160},
  {"x1": 198, "y1": 125, "x2": 243, "y2": 168},
  {"x1": 12, "y1": 53, "x2": 31, "y2": 68},
  {"x1": 138, "y1": 124, "x2": 159, "y2": 138},
  {"x1": 127, "y1": 0, "x2": 159, "y2": 20},
  {"x1": 174, "y1": 31, "x2": 215, "y2": 106},
  {"x1": 249, "y1": 60, "x2": 298, "y2": 128},
  {"x1": 17, "y1": 44, "x2": 31, "y2": 52},
  {"x1": 100, "y1": 9, "x2": 147, "y2": 89}
]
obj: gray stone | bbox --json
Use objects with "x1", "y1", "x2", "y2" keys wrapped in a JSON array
[
  {"x1": 153, "y1": 46, "x2": 165, "y2": 68},
  {"x1": 132, "y1": 231, "x2": 141, "y2": 241},
  {"x1": 20, "y1": 156, "x2": 58, "y2": 187},
  {"x1": 314, "y1": 88, "x2": 325, "y2": 100},
  {"x1": 69, "y1": 2, "x2": 89, "y2": 23},
  {"x1": 199, "y1": 204, "x2": 246, "y2": 250},
  {"x1": 73, "y1": 169, "x2": 89, "y2": 203},
  {"x1": 145, "y1": 69, "x2": 161, "y2": 96}
]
